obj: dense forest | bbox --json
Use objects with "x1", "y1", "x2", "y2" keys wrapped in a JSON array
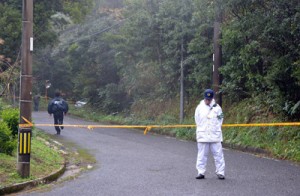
[{"x1": 1, "y1": 0, "x2": 300, "y2": 122}]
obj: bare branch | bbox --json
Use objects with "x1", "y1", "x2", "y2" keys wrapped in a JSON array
[{"x1": 0, "y1": 51, "x2": 21, "y2": 96}]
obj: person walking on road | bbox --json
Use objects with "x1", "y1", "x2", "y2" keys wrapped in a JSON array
[
  {"x1": 48, "y1": 91, "x2": 69, "y2": 135},
  {"x1": 33, "y1": 94, "x2": 40, "y2": 111},
  {"x1": 195, "y1": 89, "x2": 225, "y2": 180}
]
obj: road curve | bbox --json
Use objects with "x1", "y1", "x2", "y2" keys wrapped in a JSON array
[{"x1": 20, "y1": 111, "x2": 300, "y2": 196}]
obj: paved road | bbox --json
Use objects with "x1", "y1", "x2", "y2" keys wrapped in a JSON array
[{"x1": 21, "y1": 111, "x2": 299, "y2": 196}]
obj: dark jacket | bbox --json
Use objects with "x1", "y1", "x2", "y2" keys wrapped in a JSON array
[{"x1": 48, "y1": 97, "x2": 69, "y2": 115}]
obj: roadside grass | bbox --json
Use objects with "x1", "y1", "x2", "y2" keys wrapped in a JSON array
[
  {"x1": 0, "y1": 129, "x2": 64, "y2": 188},
  {"x1": 68, "y1": 100, "x2": 300, "y2": 163},
  {"x1": 223, "y1": 126, "x2": 300, "y2": 161},
  {"x1": 222, "y1": 98, "x2": 300, "y2": 162},
  {"x1": 0, "y1": 128, "x2": 97, "y2": 192}
]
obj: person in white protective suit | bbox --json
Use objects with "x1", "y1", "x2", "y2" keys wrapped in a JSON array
[{"x1": 195, "y1": 89, "x2": 225, "y2": 180}]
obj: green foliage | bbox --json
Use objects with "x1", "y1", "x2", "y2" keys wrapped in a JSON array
[
  {"x1": 0, "y1": 121, "x2": 16, "y2": 155},
  {"x1": 0, "y1": 103, "x2": 18, "y2": 155},
  {"x1": 30, "y1": 0, "x2": 300, "y2": 122},
  {"x1": 222, "y1": 97, "x2": 300, "y2": 161},
  {"x1": 0, "y1": 0, "x2": 93, "y2": 63},
  {"x1": 221, "y1": 0, "x2": 300, "y2": 119},
  {"x1": 1, "y1": 108, "x2": 19, "y2": 136},
  {"x1": 187, "y1": 0, "x2": 215, "y2": 96},
  {"x1": 3, "y1": 0, "x2": 300, "y2": 121},
  {"x1": 102, "y1": 0, "x2": 205, "y2": 108},
  {"x1": 63, "y1": 0, "x2": 94, "y2": 23},
  {"x1": 98, "y1": 83, "x2": 129, "y2": 113},
  {"x1": 0, "y1": 3, "x2": 22, "y2": 61},
  {"x1": 174, "y1": 128, "x2": 195, "y2": 141}
]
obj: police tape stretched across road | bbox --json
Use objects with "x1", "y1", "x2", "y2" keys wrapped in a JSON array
[{"x1": 19, "y1": 118, "x2": 300, "y2": 133}]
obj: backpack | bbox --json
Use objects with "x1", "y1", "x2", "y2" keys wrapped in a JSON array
[{"x1": 52, "y1": 99, "x2": 66, "y2": 113}]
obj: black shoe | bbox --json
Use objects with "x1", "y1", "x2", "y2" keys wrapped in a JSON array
[
  {"x1": 217, "y1": 174, "x2": 225, "y2": 180},
  {"x1": 61, "y1": 126, "x2": 64, "y2": 130},
  {"x1": 56, "y1": 130, "x2": 60, "y2": 135},
  {"x1": 196, "y1": 174, "x2": 205, "y2": 179}
]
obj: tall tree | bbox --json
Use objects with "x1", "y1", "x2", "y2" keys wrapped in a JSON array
[
  {"x1": 187, "y1": 0, "x2": 215, "y2": 97},
  {"x1": 221, "y1": 0, "x2": 300, "y2": 119}
]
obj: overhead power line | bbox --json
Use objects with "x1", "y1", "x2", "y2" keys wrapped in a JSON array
[{"x1": 63, "y1": 10, "x2": 143, "y2": 46}]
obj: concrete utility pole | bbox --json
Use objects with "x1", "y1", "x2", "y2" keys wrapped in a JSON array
[
  {"x1": 213, "y1": 0, "x2": 223, "y2": 106},
  {"x1": 18, "y1": 0, "x2": 33, "y2": 178}
]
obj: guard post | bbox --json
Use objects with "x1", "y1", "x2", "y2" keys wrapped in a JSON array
[{"x1": 18, "y1": 0, "x2": 33, "y2": 178}]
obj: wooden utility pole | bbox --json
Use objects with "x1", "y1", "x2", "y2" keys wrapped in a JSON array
[
  {"x1": 18, "y1": 0, "x2": 33, "y2": 178},
  {"x1": 213, "y1": 1, "x2": 222, "y2": 106}
]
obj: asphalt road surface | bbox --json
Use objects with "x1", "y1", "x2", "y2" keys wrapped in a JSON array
[{"x1": 20, "y1": 111, "x2": 300, "y2": 196}]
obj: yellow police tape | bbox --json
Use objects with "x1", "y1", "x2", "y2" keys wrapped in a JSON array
[{"x1": 19, "y1": 117, "x2": 300, "y2": 135}]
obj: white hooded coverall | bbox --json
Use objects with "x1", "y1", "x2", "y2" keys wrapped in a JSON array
[{"x1": 195, "y1": 99, "x2": 225, "y2": 176}]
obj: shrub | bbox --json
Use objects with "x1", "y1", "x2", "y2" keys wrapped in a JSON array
[
  {"x1": 0, "y1": 121, "x2": 16, "y2": 155},
  {"x1": 97, "y1": 83, "x2": 130, "y2": 113},
  {"x1": 1, "y1": 108, "x2": 19, "y2": 136}
]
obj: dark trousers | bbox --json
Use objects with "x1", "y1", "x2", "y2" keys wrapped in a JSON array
[
  {"x1": 53, "y1": 112, "x2": 64, "y2": 134},
  {"x1": 34, "y1": 102, "x2": 39, "y2": 111}
]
